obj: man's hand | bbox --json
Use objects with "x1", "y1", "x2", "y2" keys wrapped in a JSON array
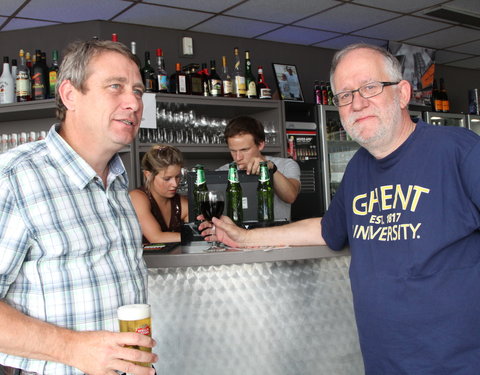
[
  {"x1": 198, "y1": 215, "x2": 248, "y2": 248},
  {"x1": 243, "y1": 156, "x2": 267, "y2": 175},
  {"x1": 65, "y1": 330, "x2": 157, "y2": 375}
]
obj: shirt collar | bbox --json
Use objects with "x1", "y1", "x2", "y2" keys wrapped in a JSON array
[{"x1": 45, "y1": 124, "x2": 127, "y2": 190}]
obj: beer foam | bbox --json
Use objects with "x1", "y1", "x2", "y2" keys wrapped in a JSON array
[{"x1": 117, "y1": 304, "x2": 151, "y2": 321}]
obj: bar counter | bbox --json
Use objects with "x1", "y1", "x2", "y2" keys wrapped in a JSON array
[{"x1": 146, "y1": 244, "x2": 365, "y2": 375}]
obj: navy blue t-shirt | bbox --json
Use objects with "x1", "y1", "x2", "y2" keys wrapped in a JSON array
[{"x1": 322, "y1": 120, "x2": 480, "y2": 374}]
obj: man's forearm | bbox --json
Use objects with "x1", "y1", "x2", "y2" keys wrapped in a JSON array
[{"x1": 272, "y1": 172, "x2": 300, "y2": 203}]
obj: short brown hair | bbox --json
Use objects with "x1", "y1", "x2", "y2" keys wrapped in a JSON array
[
  {"x1": 141, "y1": 144, "x2": 184, "y2": 192},
  {"x1": 224, "y1": 116, "x2": 265, "y2": 146},
  {"x1": 56, "y1": 39, "x2": 140, "y2": 122}
]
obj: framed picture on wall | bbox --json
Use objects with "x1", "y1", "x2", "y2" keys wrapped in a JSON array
[{"x1": 272, "y1": 63, "x2": 304, "y2": 102}]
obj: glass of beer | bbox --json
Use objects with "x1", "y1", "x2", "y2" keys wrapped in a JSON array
[{"x1": 117, "y1": 303, "x2": 152, "y2": 367}]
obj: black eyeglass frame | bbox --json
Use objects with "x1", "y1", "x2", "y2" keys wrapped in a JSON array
[{"x1": 332, "y1": 81, "x2": 400, "y2": 107}]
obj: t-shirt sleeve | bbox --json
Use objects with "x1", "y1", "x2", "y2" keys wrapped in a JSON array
[
  {"x1": 279, "y1": 158, "x2": 301, "y2": 181},
  {"x1": 321, "y1": 180, "x2": 349, "y2": 251}
]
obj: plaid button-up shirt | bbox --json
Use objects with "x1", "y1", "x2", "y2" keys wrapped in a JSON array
[{"x1": 0, "y1": 125, "x2": 147, "y2": 374}]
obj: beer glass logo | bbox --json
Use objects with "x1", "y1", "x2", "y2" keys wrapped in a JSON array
[{"x1": 136, "y1": 324, "x2": 151, "y2": 336}]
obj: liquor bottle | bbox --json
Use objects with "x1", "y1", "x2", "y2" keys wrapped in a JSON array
[
  {"x1": 326, "y1": 82, "x2": 334, "y2": 105},
  {"x1": 142, "y1": 51, "x2": 156, "y2": 92},
  {"x1": 130, "y1": 41, "x2": 141, "y2": 68},
  {"x1": 220, "y1": 56, "x2": 233, "y2": 97},
  {"x1": 111, "y1": 33, "x2": 118, "y2": 42},
  {"x1": 209, "y1": 60, "x2": 222, "y2": 97},
  {"x1": 320, "y1": 81, "x2": 328, "y2": 105},
  {"x1": 0, "y1": 56, "x2": 15, "y2": 104},
  {"x1": 314, "y1": 80, "x2": 322, "y2": 104},
  {"x1": 40, "y1": 52, "x2": 50, "y2": 98},
  {"x1": 169, "y1": 63, "x2": 187, "y2": 94},
  {"x1": 439, "y1": 78, "x2": 450, "y2": 113},
  {"x1": 155, "y1": 48, "x2": 168, "y2": 93},
  {"x1": 16, "y1": 49, "x2": 31, "y2": 102},
  {"x1": 200, "y1": 63, "x2": 210, "y2": 96},
  {"x1": 186, "y1": 64, "x2": 202, "y2": 95},
  {"x1": 11, "y1": 59, "x2": 17, "y2": 101},
  {"x1": 256, "y1": 66, "x2": 271, "y2": 99},
  {"x1": 31, "y1": 50, "x2": 47, "y2": 100},
  {"x1": 25, "y1": 52, "x2": 32, "y2": 75},
  {"x1": 193, "y1": 164, "x2": 208, "y2": 225},
  {"x1": 257, "y1": 161, "x2": 274, "y2": 224},
  {"x1": 233, "y1": 47, "x2": 246, "y2": 98},
  {"x1": 48, "y1": 50, "x2": 59, "y2": 99},
  {"x1": 226, "y1": 162, "x2": 243, "y2": 225},
  {"x1": 245, "y1": 51, "x2": 257, "y2": 99}
]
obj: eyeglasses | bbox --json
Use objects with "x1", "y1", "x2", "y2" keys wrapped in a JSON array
[{"x1": 332, "y1": 81, "x2": 400, "y2": 107}]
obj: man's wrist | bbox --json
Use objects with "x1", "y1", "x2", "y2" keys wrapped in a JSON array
[{"x1": 269, "y1": 162, "x2": 277, "y2": 174}]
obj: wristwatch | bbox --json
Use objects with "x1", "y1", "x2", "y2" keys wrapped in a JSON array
[{"x1": 270, "y1": 161, "x2": 278, "y2": 174}]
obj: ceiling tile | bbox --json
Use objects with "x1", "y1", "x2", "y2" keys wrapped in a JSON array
[
  {"x1": 350, "y1": 0, "x2": 445, "y2": 13},
  {"x1": 313, "y1": 35, "x2": 388, "y2": 50},
  {"x1": 114, "y1": 3, "x2": 211, "y2": 29},
  {"x1": 138, "y1": 0, "x2": 242, "y2": 13},
  {"x1": 17, "y1": 0, "x2": 129, "y2": 22},
  {"x1": 258, "y1": 26, "x2": 341, "y2": 45},
  {"x1": 405, "y1": 26, "x2": 480, "y2": 49},
  {"x1": 447, "y1": 39, "x2": 480, "y2": 55},
  {"x1": 0, "y1": 0, "x2": 26, "y2": 16},
  {"x1": 224, "y1": 0, "x2": 339, "y2": 24},
  {"x1": 434, "y1": 50, "x2": 473, "y2": 64},
  {"x1": 356, "y1": 15, "x2": 447, "y2": 41},
  {"x1": 2, "y1": 18, "x2": 59, "y2": 31},
  {"x1": 295, "y1": 3, "x2": 398, "y2": 33},
  {"x1": 444, "y1": 56, "x2": 480, "y2": 69},
  {"x1": 190, "y1": 15, "x2": 281, "y2": 38},
  {"x1": 442, "y1": 0, "x2": 480, "y2": 15}
]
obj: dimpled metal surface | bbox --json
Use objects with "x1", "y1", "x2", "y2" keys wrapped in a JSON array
[{"x1": 148, "y1": 255, "x2": 364, "y2": 375}]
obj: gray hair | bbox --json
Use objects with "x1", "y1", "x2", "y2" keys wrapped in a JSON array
[
  {"x1": 329, "y1": 43, "x2": 403, "y2": 93},
  {"x1": 56, "y1": 39, "x2": 140, "y2": 121}
]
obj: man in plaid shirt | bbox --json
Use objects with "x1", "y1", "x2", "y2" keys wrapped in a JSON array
[{"x1": 0, "y1": 40, "x2": 157, "y2": 375}]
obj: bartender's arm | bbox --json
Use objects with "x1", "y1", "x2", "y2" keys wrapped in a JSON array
[{"x1": 0, "y1": 301, "x2": 157, "y2": 375}]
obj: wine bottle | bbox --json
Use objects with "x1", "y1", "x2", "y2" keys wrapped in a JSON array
[
  {"x1": 40, "y1": 52, "x2": 50, "y2": 98},
  {"x1": 48, "y1": 50, "x2": 59, "y2": 98},
  {"x1": 130, "y1": 41, "x2": 141, "y2": 68},
  {"x1": 233, "y1": 47, "x2": 246, "y2": 98},
  {"x1": 11, "y1": 59, "x2": 17, "y2": 101},
  {"x1": 111, "y1": 33, "x2": 118, "y2": 42},
  {"x1": 188, "y1": 64, "x2": 202, "y2": 95},
  {"x1": 155, "y1": 48, "x2": 168, "y2": 93},
  {"x1": 142, "y1": 51, "x2": 156, "y2": 93},
  {"x1": 16, "y1": 49, "x2": 31, "y2": 102},
  {"x1": 245, "y1": 50, "x2": 257, "y2": 99},
  {"x1": 209, "y1": 60, "x2": 222, "y2": 97},
  {"x1": 256, "y1": 66, "x2": 271, "y2": 99},
  {"x1": 220, "y1": 56, "x2": 233, "y2": 97},
  {"x1": 0, "y1": 56, "x2": 15, "y2": 104},
  {"x1": 200, "y1": 63, "x2": 210, "y2": 96},
  {"x1": 31, "y1": 50, "x2": 47, "y2": 100}
]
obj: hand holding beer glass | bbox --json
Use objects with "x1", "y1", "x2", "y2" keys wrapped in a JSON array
[{"x1": 118, "y1": 304, "x2": 155, "y2": 371}]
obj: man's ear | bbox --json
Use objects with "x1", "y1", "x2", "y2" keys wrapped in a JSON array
[
  {"x1": 398, "y1": 80, "x2": 411, "y2": 109},
  {"x1": 58, "y1": 80, "x2": 77, "y2": 111},
  {"x1": 258, "y1": 141, "x2": 265, "y2": 152}
]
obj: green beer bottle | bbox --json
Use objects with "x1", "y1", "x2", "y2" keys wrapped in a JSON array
[
  {"x1": 226, "y1": 162, "x2": 243, "y2": 225},
  {"x1": 193, "y1": 164, "x2": 208, "y2": 224},
  {"x1": 257, "y1": 161, "x2": 274, "y2": 224}
]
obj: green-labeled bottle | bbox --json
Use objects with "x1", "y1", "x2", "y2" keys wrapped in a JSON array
[
  {"x1": 193, "y1": 164, "x2": 208, "y2": 224},
  {"x1": 257, "y1": 161, "x2": 274, "y2": 224},
  {"x1": 226, "y1": 162, "x2": 243, "y2": 225}
]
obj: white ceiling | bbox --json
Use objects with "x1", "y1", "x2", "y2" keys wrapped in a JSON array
[{"x1": 2, "y1": 0, "x2": 480, "y2": 70}]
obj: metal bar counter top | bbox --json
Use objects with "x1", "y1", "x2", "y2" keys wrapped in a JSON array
[
  {"x1": 145, "y1": 244, "x2": 364, "y2": 375},
  {"x1": 143, "y1": 242, "x2": 350, "y2": 268}
]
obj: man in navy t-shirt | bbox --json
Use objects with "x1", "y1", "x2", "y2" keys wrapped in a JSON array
[{"x1": 203, "y1": 43, "x2": 480, "y2": 374}]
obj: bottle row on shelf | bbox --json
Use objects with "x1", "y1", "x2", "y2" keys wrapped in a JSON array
[
  {"x1": 1, "y1": 130, "x2": 47, "y2": 153},
  {"x1": 0, "y1": 49, "x2": 59, "y2": 104}
]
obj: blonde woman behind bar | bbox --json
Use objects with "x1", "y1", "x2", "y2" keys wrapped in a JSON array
[{"x1": 130, "y1": 144, "x2": 188, "y2": 244}]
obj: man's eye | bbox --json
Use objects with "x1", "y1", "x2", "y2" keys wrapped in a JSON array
[
  {"x1": 134, "y1": 89, "x2": 144, "y2": 97},
  {"x1": 110, "y1": 83, "x2": 121, "y2": 89},
  {"x1": 340, "y1": 92, "x2": 351, "y2": 100}
]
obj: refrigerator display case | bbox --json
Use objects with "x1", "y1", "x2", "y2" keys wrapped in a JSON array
[
  {"x1": 284, "y1": 102, "x2": 325, "y2": 220},
  {"x1": 423, "y1": 111, "x2": 466, "y2": 127},
  {"x1": 467, "y1": 114, "x2": 480, "y2": 135},
  {"x1": 318, "y1": 105, "x2": 360, "y2": 208}
]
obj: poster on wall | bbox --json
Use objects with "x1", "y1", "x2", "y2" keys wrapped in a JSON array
[{"x1": 388, "y1": 42, "x2": 436, "y2": 109}]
